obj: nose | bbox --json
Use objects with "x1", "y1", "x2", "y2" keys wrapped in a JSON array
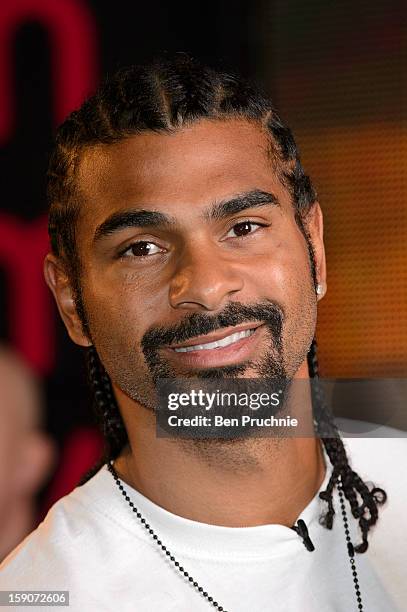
[{"x1": 168, "y1": 244, "x2": 244, "y2": 311}]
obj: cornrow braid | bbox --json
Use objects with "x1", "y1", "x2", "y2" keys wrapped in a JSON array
[
  {"x1": 308, "y1": 338, "x2": 387, "y2": 553},
  {"x1": 47, "y1": 55, "x2": 317, "y2": 276},
  {"x1": 79, "y1": 346, "x2": 128, "y2": 484}
]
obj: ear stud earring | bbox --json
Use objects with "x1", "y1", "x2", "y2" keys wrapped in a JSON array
[{"x1": 316, "y1": 284, "x2": 323, "y2": 295}]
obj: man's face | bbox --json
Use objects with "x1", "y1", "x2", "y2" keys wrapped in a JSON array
[{"x1": 47, "y1": 119, "x2": 326, "y2": 410}]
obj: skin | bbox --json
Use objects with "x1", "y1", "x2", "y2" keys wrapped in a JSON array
[
  {"x1": 44, "y1": 118, "x2": 328, "y2": 527},
  {"x1": 0, "y1": 348, "x2": 55, "y2": 561}
]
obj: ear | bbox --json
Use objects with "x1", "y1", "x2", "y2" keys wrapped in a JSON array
[
  {"x1": 304, "y1": 202, "x2": 327, "y2": 301},
  {"x1": 44, "y1": 253, "x2": 92, "y2": 347}
]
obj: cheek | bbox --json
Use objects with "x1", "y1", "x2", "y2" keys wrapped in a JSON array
[
  {"x1": 242, "y1": 231, "x2": 314, "y2": 302},
  {"x1": 88, "y1": 292, "x2": 142, "y2": 347},
  {"x1": 246, "y1": 234, "x2": 317, "y2": 349},
  {"x1": 275, "y1": 238, "x2": 316, "y2": 314},
  {"x1": 86, "y1": 264, "x2": 169, "y2": 321},
  {"x1": 83, "y1": 277, "x2": 162, "y2": 373},
  {"x1": 274, "y1": 241, "x2": 317, "y2": 352}
]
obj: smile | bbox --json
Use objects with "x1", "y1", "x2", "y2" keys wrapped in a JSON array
[
  {"x1": 172, "y1": 329, "x2": 256, "y2": 352},
  {"x1": 163, "y1": 322, "x2": 266, "y2": 369}
]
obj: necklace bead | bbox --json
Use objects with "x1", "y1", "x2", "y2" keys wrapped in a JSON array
[{"x1": 108, "y1": 463, "x2": 363, "y2": 611}]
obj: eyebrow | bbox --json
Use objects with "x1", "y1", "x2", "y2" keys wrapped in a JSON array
[
  {"x1": 93, "y1": 189, "x2": 280, "y2": 243},
  {"x1": 94, "y1": 210, "x2": 176, "y2": 242},
  {"x1": 205, "y1": 189, "x2": 280, "y2": 220}
]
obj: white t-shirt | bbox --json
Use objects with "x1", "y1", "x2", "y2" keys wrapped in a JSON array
[{"x1": 1, "y1": 423, "x2": 406, "y2": 612}]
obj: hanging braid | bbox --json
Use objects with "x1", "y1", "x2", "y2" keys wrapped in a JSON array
[
  {"x1": 79, "y1": 346, "x2": 128, "y2": 484},
  {"x1": 45, "y1": 55, "x2": 387, "y2": 550},
  {"x1": 308, "y1": 338, "x2": 387, "y2": 553}
]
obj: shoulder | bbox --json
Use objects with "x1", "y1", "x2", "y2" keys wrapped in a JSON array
[
  {"x1": 0, "y1": 465, "x2": 143, "y2": 588},
  {"x1": 335, "y1": 418, "x2": 407, "y2": 537},
  {"x1": 0, "y1": 477, "x2": 91, "y2": 584},
  {"x1": 0, "y1": 467, "x2": 170, "y2": 608},
  {"x1": 336, "y1": 418, "x2": 407, "y2": 482},
  {"x1": 335, "y1": 420, "x2": 407, "y2": 607}
]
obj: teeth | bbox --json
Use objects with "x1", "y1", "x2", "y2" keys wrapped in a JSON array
[{"x1": 173, "y1": 329, "x2": 254, "y2": 352}]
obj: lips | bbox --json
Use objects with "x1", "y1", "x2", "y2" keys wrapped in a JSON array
[
  {"x1": 173, "y1": 328, "x2": 256, "y2": 352},
  {"x1": 167, "y1": 322, "x2": 263, "y2": 352},
  {"x1": 161, "y1": 322, "x2": 267, "y2": 369}
]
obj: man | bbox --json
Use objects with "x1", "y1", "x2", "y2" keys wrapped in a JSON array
[
  {"x1": 0, "y1": 56, "x2": 406, "y2": 611},
  {"x1": 0, "y1": 345, "x2": 54, "y2": 562}
]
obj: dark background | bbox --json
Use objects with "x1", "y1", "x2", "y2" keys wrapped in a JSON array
[{"x1": 0, "y1": 0, "x2": 405, "y2": 508}]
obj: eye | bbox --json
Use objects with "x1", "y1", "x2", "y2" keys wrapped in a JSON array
[
  {"x1": 225, "y1": 221, "x2": 265, "y2": 239},
  {"x1": 119, "y1": 241, "x2": 164, "y2": 258}
]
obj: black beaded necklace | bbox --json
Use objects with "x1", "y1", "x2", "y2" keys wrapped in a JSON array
[{"x1": 108, "y1": 462, "x2": 364, "y2": 611}]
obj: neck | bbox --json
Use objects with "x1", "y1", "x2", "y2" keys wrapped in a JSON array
[
  {"x1": 0, "y1": 499, "x2": 35, "y2": 562},
  {"x1": 114, "y1": 362, "x2": 326, "y2": 528}
]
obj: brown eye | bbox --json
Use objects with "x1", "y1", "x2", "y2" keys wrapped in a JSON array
[
  {"x1": 226, "y1": 221, "x2": 261, "y2": 238},
  {"x1": 121, "y1": 241, "x2": 163, "y2": 257}
]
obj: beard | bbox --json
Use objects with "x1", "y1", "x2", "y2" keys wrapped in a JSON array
[
  {"x1": 88, "y1": 298, "x2": 303, "y2": 413},
  {"x1": 78, "y1": 286, "x2": 319, "y2": 457},
  {"x1": 135, "y1": 301, "x2": 293, "y2": 439},
  {"x1": 81, "y1": 289, "x2": 315, "y2": 443},
  {"x1": 141, "y1": 300, "x2": 286, "y2": 382}
]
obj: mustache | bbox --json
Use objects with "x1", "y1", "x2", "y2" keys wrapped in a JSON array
[{"x1": 141, "y1": 301, "x2": 284, "y2": 353}]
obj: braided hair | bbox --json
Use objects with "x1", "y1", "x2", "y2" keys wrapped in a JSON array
[
  {"x1": 46, "y1": 55, "x2": 386, "y2": 552},
  {"x1": 308, "y1": 339, "x2": 387, "y2": 553}
]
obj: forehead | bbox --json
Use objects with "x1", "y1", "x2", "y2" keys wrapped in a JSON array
[{"x1": 76, "y1": 118, "x2": 290, "y2": 239}]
